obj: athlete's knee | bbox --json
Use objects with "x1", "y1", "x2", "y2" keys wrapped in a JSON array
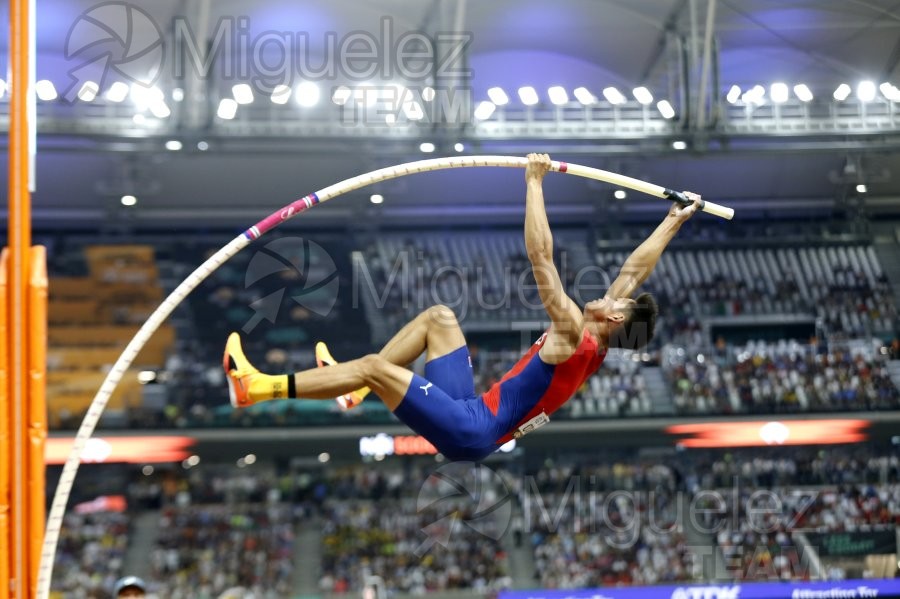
[
  {"x1": 423, "y1": 304, "x2": 458, "y2": 329},
  {"x1": 357, "y1": 353, "x2": 389, "y2": 383}
]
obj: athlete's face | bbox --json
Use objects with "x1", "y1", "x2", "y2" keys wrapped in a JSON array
[
  {"x1": 583, "y1": 297, "x2": 633, "y2": 343},
  {"x1": 584, "y1": 297, "x2": 634, "y2": 321}
]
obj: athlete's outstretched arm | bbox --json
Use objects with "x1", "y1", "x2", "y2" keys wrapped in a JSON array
[
  {"x1": 524, "y1": 153, "x2": 582, "y2": 344},
  {"x1": 607, "y1": 193, "x2": 702, "y2": 299}
]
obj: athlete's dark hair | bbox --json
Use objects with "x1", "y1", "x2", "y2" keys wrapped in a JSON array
[{"x1": 610, "y1": 292, "x2": 658, "y2": 350}]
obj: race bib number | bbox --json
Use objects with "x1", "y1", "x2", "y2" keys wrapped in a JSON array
[{"x1": 513, "y1": 412, "x2": 550, "y2": 439}]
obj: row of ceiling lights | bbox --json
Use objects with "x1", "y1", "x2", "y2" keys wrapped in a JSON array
[
  {"x1": 727, "y1": 81, "x2": 900, "y2": 105},
  {"x1": 16, "y1": 79, "x2": 899, "y2": 109},
  {"x1": 16, "y1": 78, "x2": 898, "y2": 122},
  {"x1": 472, "y1": 85, "x2": 676, "y2": 121}
]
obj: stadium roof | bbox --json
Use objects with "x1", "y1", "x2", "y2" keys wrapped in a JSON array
[{"x1": 2, "y1": 0, "x2": 900, "y2": 227}]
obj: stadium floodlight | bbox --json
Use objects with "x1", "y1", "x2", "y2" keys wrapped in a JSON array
[
  {"x1": 548, "y1": 86, "x2": 569, "y2": 105},
  {"x1": 770, "y1": 82, "x2": 789, "y2": 103},
  {"x1": 672, "y1": 140, "x2": 687, "y2": 150},
  {"x1": 295, "y1": 81, "x2": 320, "y2": 107},
  {"x1": 518, "y1": 86, "x2": 539, "y2": 105},
  {"x1": 270, "y1": 84, "x2": 291, "y2": 105},
  {"x1": 632, "y1": 86, "x2": 653, "y2": 105},
  {"x1": 35, "y1": 80, "x2": 58, "y2": 101},
  {"x1": 879, "y1": 82, "x2": 900, "y2": 102},
  {"x1": 217, "y1": 98, "x2": 238, "y2": 120},
  {"x1": 573, "y1": 87, "x2": 596, "y2": 105},
  {"x1": 129, "y1": 83, "x2": 164, "y2": 109},
  {"x1": 487, "y1": 87, "x2": 509, "y2": 105},
  {"x1": 165, "y1": 140, "x2": 182, "y2": 151},
  {"x1": 833, "y1": 83, "x2": 851, "y2": 101},
  {"x1": 741, "y1": 85, "x2": 765, "y2": 104},
  {"x1": 656, "y1": 100, "x2": 675, "y2": 119},
  {"x1": 726, "y1": 85, "x2": 741, "y2": 104},
  {"x1": 602, "y1": 86, "x2": 626, "y2": 105},
  {"x1": 232, "y1": 83, "x2": 254, "y2": 105},
  {"x1": 149, "y1": 101, "x2": 171, "y2": 118},
  {"x1": 793, "y1": 84, "x2": 813, "y2": 102},
  {"x1": 419, "y1": 142, "x2": 435, "y2": 153},
  {"x1": 77, "y1": 81, "x2": 99, "y2": 102},
  {"x1": 857, "y1": 81, "x2": 876, "y2": 102},
  {"x1": 105, "y1": 81, "x2": 129, "y2": 102},
  {"x1": 474, "y1": 101, "x2": 496, "y2": 120}
]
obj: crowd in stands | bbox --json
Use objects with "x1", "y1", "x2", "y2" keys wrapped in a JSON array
[
  {"x1": 317, "y1": 461, "x2": 512, "y2": 594},
  {"x1": 666, "y1": 339, "x2": 899, "y2": 415},
  {"x1": 684, "y1": 448, "x2": 899, "y2": 489},
  {"x1": 48, "y1": 445, "x2": 900, "y2": 593},
  {"x1": 703, "y1": 483, "x2": 900, "y2": 582},
  {"x1": 320, "y1": 498, "x2": 511, "y2": 594},
  {"x1": 704, "y1": 488, "x2": 808, "y2": 582},
  {"x1": 150, "y1": 503, "x2": 297, "y2": 598},
  {"x1": 51, "y1": 512, "x2": 130, "y2": 597},
  {"x1": 514, "y1": 458, "x2": 696, "y2": 588}
]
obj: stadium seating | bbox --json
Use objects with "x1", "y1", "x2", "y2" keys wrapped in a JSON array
[
  {"x1": 320, "y1": 498, "x2": 511, "y2": 594},
  {"x1": 664, "y1": 339, "x2": 900, "y2": 414},
  {"x1": 598, "y1": 245, "x2": 897, "y2": 337},
  {"x1": 50, "y1": 512, "x2": 130, "y2": 597},
  {"x1": 47, "y1": 244, "x2": 174, "y2": 428},
  {"x1": 150, "y1": 503, "x2": 297, "y2": 598}
]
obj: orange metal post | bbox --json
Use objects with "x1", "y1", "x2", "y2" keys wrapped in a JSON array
[
  {"x1": 8, "y1": 0, "x2": 34, "y2": 594},
  {"x1": 0, "y1": 249, "x2": 10, "y2": 599},
  {"x1": 27, "y1": 247, "x2": 47, "y2": 594}
]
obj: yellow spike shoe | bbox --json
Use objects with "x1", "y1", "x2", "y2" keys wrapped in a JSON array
[{"x1": 223, "y1": 332, "x2": 260, "y2": 408}]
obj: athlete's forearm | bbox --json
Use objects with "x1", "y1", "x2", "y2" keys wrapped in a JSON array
[
  {"x1": 525, "y1": 179, "x2": 554, "y2": 262},
  {"x1": 619, "y1": 217, "x2": 682, "y2": 289}
]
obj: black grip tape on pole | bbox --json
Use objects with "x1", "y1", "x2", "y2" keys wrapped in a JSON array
[{"x1": 664, "y1": 189, "x2": 706, "y2": 211}]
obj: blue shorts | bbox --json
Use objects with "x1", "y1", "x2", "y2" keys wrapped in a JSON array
[
  {"x1": 394, "y1": 346, "x2": 557, "y2": 461},
  {"x1": 393, "y1": 346, "x2": 499, "y2": 461}
]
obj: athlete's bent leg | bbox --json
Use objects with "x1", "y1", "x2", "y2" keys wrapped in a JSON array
[
  {"x1": 225, "y1": 333, "x2": 413, "y2": 410},
  {"x1": 379, "y1": 304, "x2": 467, "y2": 365},
  {"x1": 316, "y1": 305, "x2": 469, "y2": 408},
  {"x1": 294, "y1": 353, "x2": 413, "y2": 411}
]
